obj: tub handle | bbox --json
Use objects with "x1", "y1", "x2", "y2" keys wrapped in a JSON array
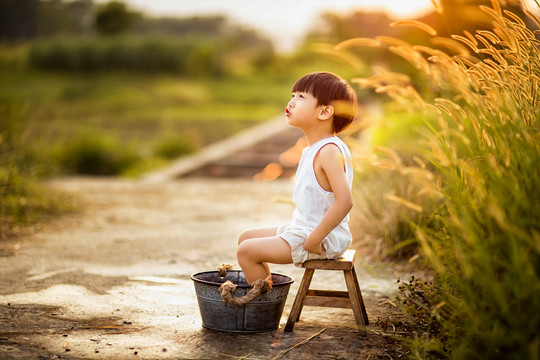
[
  {"x1": 217, "y1": 263, "x2": 236, "y2": 277},
  {"x1": 219, "y1": 277, "x2": 273, "y2": 306}
]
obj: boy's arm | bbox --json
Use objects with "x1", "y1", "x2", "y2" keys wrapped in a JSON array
[{"x1": 303, "y1": 144, "x2": 353, "y2": 255}]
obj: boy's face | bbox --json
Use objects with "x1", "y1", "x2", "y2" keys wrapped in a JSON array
[{"x1": 285, "y1": 91, "x2": 322, "y2": 129}]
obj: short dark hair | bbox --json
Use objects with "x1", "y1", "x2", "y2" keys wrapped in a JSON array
[{"x1": 292, "y1": 71, "x2": 357, "y2": 133}]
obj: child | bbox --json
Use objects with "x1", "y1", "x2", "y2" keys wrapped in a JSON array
[{"x1": 237, "y1": 71, "x2": 357, "y2": 285}]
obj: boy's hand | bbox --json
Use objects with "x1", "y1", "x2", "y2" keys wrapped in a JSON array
[{"x1": 304, "y1": 235, "x2": 323, "y2": 255}]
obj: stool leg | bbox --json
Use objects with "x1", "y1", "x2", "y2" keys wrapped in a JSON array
[
  {"x1": 343, "y1": 269, "x2": 368, "y2": 335},
  {"x1": 285, "y1": 268, "x2": 314, "y2": 332},
  {"x1": 351, "y1": 265, "x2": 369, "y2": 325}
]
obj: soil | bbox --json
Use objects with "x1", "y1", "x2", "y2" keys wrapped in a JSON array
[{"x1": 0, "y1": 177, "x2": 414, "y2": 359}]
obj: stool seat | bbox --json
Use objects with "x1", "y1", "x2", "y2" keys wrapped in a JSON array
[{"x1": 285, "y1": 249, "x2": 369, "y2": 334}]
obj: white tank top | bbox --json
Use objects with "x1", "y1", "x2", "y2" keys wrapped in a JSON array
[{"x1": 288, "y1": 136, "x2": 353, "y2": 257}]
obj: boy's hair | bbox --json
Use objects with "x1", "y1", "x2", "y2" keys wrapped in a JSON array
[{"x1": 292, "y1": 71, "x2": 357, "y2": 133}]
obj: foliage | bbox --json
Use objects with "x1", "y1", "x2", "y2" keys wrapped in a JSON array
[
  {"x1": 396, "y1": 276, "x2": 450, "y2": 343},
  {"x1": 0, "y1": 0, "x2": 93, "y2": 41},
  {"x1": 94, "y1": 1, "x2": 136, "y2": 35},
  {"x1": 349, "y1": 107, "x2": 442, "y2": 260},
  {"x1": 132, "y1": 15, "x2": 229, "y2": 36},
  {"x1": 0, "y1": 164, "x2": 69, "y2": 239},
  {"x1": 344, "y1": 1, "x2": 540, "y2": 358},
  {"x1": 0, "y1": 101, "x2": 72, "y2": 239},
  {"x1": 54, "y1": 130, "x2": 140, "y2": 175},
  {"x1": 152, "y1": 134, "x2": 199, "y2": 160},
  {"x1": 0, "y1": 67, "x2": 292, "y2": 154},
  {"x1": 306, "y1": 10, "x2": 396, "y2": 46},
  {"x1": 0, "y1": 43, "x2": 28, "y2": 69},
  {"x1": 28, "y1": 35, "x2": 227, "y2": 76},
  {"x1": 351, "y1": 161, "x2": 435, "y2": 261}
]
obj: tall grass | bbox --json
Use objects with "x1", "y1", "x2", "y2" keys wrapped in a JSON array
[
  {"x1": 0, "y1": 102, "x2": 73, "y2": 239},
  {"x1": 349, "y1": 108, "x2": 438, "y2": 260},
  {"x1": 343, "y1": 1, "x2": 540, "y2": 358}
]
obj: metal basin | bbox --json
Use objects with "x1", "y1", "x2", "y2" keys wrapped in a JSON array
[{"x1": 191, "y1": 270, "x2": 294, "y2": 333}]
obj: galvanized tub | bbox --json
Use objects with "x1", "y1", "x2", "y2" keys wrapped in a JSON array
[{"x1": 191, "y1": 270, "x2": 294, "y2": 333}]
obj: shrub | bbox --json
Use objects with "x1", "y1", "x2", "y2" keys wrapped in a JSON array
[
  {"x1": 396, "y1": 276, "x2": 449, "y2": 343},
  {"x1": 0, "y1": 164, "x2": 70, "y2": 239},
  {"x1": 55, "y1": 130, "x2": 139, "y2": 175},
  {"x1": 343, "y1": 1, "x2": 540, "y2": 358},
  {"x1": 152, "y1": 133, "x2": 198, "y2": 160},
  {"x1": 120, "y1": 156, "x2": 169, "y2": 178},
  {"x1": 0, "y1": 101, "x2": 71, "y2": 239},
  {"x1": 28, "y1": 35, "x2": 226, "y2": 76},
  {"x1": 0, "y1": 43, "x2": 28, "y2": 69}
]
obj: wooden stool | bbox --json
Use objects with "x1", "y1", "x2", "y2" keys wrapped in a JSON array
[{"x1": 284, "y1": 249, "x2": 369, "y2": 334}]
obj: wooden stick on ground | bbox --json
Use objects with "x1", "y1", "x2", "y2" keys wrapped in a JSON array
[{"x1": 272, "y1": 328, "x2": 326, "y2": 360}]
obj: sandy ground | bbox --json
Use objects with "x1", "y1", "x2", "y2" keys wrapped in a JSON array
[{"x1": 0, "y1": 177, "x2": 412, "y2": 359}]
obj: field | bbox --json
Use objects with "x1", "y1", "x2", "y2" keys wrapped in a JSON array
[{"x1": 0, "y1": 68, "x2": 291, "y2": 165}]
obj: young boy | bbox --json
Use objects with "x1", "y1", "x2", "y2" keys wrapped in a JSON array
[{"x1": 237, "y1": 71, "x2": 357, "y2": 285}]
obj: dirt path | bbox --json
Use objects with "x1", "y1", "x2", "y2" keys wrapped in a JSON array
[{"x1": 0, "y1": 177, "x2": 410, "y2": 359}]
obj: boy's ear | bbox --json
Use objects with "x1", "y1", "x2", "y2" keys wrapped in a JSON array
[{"x1": 318, "y1": 105, "x2": 334, "y2": 121}]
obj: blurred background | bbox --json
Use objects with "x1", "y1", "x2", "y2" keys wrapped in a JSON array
[
  {"x1": 0, "y1": 0, "x2": 534, "y2": 179},
  {"x1": 0, "y1": 0, "x2": 435, "y2": 179}
]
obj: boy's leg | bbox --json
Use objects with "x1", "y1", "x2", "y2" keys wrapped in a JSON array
[
  {"x1": 238, "y1": 226, "x2": 279, "y2": 275},
  {"x1": 238, "y1": 226, "x2": 279, "y2": 244},
  {"x1": 237, "y1": 236, "x2": 292, "y2": 285}
]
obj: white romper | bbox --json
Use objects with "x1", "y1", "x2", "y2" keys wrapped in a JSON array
[{"x1": 277, "y1": 136, "x2": 353, "y2": 267}]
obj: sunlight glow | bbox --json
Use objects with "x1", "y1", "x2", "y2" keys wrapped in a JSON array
[
  {"x1": 99, "y1": 0, "x2": 434, "y2": 52},
  {"x1": 253, "y1": 162, "x2": 283, "y2": 181}
]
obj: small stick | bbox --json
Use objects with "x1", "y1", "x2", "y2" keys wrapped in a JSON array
[{"x1": 272, "y1": 328, "x2": 326, "y2": 360}]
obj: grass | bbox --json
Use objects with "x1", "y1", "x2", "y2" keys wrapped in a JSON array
[
  {"x1": 343, "y1": 0, "x2": 540, "y2": 358},
  {"x1": 0, "y1": 68, "x2": 290, "y2": 143},
  {"x1": 0, "y1": 102, "x2": 75, "y2": 239},
  {"x1": 349, "y1": 105, "x2": 440, "y2": 261}
]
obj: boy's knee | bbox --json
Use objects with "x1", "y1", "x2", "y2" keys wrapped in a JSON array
[
  {"x1": 237, "y1": 241, "x2": 254, "y2": 261},
  {"x1": 238, "y1": 232, "x2": 247, "y2": 245},
  {"x1": 237, "y1": 230, "x2": 252, "y2": 245},
  {"x1": 237, "y1": 241, "x2": 248, "y2": 256}
]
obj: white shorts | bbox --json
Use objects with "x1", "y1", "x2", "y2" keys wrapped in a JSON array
[{"x1": 276, "y1": 222, "x2": 330, "y2": 267}]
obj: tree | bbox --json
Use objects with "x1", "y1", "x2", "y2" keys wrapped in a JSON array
[
  {"x1": 94, "y1": 1, "x2": 135, "y2": 35},
  {"x1": 0, "y1": 0, "x2": 39, "y2": 41},
  {"x1": 0, "y1": 0, "x2": 95, "y2": 41}
]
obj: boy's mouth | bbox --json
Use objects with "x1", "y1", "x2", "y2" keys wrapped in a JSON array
[{"x1": 285, "y1": 108, "x2": 291, "y2": 116}]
